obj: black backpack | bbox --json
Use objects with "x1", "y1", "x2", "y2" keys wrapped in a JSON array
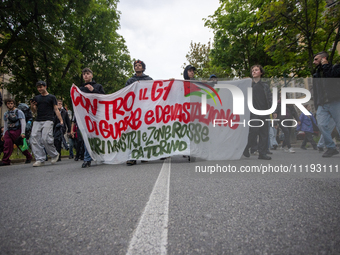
[{"x1": 17, "y1": 103, "x2": 33, "y2": 139}]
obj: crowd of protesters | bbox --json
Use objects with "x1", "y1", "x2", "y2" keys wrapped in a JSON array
[{"x1": 0, "y1": 52, "x2": 339, "y2": 168}]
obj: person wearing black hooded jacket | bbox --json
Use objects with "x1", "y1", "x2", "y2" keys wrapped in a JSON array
[
  {"x1": 243, "y1": 65, "x2": 272, "y2": 160},
  {"x1": 125, "y1": 60, "x2": 153, "y2": 166},
  {"x1": 80, "y1": 68, "x2": 105, "y2": 168},
  {"x1": 125, "y1": 59, "x2": 153, "y2": 87}
]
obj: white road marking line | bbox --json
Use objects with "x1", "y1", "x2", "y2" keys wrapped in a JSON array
[{"x1": 126, "y1": 158, "x2": 171, "y2": 255}]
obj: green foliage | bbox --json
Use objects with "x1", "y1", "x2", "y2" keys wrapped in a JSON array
[
  {"x1": 0, "y1": 0, "x2": 133, "y2": 106},
  {"x1": 204, "y1": 0, "x2": 340, "y2": 78},
  {"x1": 182, "y1": 40, "x2": 229, "y2": 79},
  {"x1": 259, "y1": 0, "x2": 340, "y2": 77},
  {"x1": 204, "y1": 0, "x2": 276, "y2": 78}
]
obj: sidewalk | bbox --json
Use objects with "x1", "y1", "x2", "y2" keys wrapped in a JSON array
[{"x1": 11, "y1": 155, "x2": 71, "y2": 164}]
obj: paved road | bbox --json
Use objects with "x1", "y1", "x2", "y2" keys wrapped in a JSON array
[{"x1": 1, "y1": 147, "x2": 340, "y2": 254}]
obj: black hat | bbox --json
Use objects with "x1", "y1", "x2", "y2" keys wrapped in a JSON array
[
  {"x1": 36, "y1": 81, "x2": 46, "y2": 86},
  {"x1": 187, "y1": 65, "x2": 196, "y2": 71},
  {"x1": 134, "y1": 59, "x2": 146, "y2": 72}
]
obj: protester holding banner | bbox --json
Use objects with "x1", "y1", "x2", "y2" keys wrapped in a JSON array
[
  {"x1": 183, "y1": 65, "x2": 196, "y2": 80},
  {"x1": 125, "y1": 60, "x2": 153, "y2": 87},
  {"x1": 183, "y1": 64, "x2": 198, "y2": 162},
  {"x1": 79, "y1": 68, "x2": 105, "y2": 168},
  {"x1": 0, "y1": 98, "x2": 33, "y2": 166},
  {"x1": 124, "y1": 59, "x2": 153, "y2": 165},
  {"x1": 312, "y1": 51, "x2": 340, "y2": 157},
  {"x1": 243, "y1": 65, "x2": 272, "y2": 160},
  {"x1": 30, "y1": 81, "x2": 63, "y2": 167}
]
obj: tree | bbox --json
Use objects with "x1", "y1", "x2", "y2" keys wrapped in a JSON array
[
  {"x1": 0, "y1": 0, "x2": 132, "y2": 105},
  {"x1": 182, "y1": 40, "x2": 229, "y2": 79},
  {"x1": 259, "y1": 0, "x2": 340, "y2": 77},
  {"x1": 204, "y1": 0, "x2": 276, "y2": 78}
]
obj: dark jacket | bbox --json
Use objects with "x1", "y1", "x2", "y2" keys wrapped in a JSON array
[
  {"x1": 125, "y1": 74, "x2": 153, "y2": 87},
  {"x1": 54, "y1": 108, "x2": 71, "y2": 134},
  {"x1": 275, "y1": 100, "x2": 299, "y2": 121},
  {"x1": 252, "y1": 80, "x2": 273, "y2": 113},
  {"x1": 312, "y1": 63, "x2": 340, "y2": 107},
  {"x1": 299, "y1": 112, "x2": 317, "y2": 133},
  {"x1": 79, "y1": 80, "x2": 105, "y2": 94}
]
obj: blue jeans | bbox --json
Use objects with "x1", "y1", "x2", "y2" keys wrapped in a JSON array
[
  {"x1": 317, "y1": 118, "x2": 337, "y2": 148},
  {"x1": 83, "y1": 144, "x2": 92, "y2": 162},
  {"x1": 269, "y1": 126, "x2": 278, "y2": 148},
  {"x1": 68, "y1": 137, "x2": 76, "y2": 157},
  {"x1": 316, "y1": 100, "x2": 340, "y2": 149}
]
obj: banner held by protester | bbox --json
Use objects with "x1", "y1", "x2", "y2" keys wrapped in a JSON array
[{"x1": 71, "y1": 79, "x2": 251, "y2": 164}]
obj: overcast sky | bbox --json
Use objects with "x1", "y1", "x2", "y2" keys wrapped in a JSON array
[{"x1": 117, "y1": 0, "x2": 220, "y2": 80}]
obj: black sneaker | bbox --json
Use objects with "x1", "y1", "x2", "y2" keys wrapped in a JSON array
[
  {"x1": 258, "y1": 154, "x2": 271, "y2": 160},
  {"x1": 243, "y1": 148, "x2": 250, "y2": 158},
  {"x1": 126, "y1": 160, "x2": 136, "y2": 166},
  {"x1": 0, "y1": 161, "x2": 10, "y2": 166},
  {"x1": 69, "y1": 155, "x2": 74, "y2": 159},
  {"x1": 82, "y1": 161, "x2": 91, "y2": 168},
  {"x1": 318, "y1": 147, "x2": 324, "y2": 152},
  {"x1": 300, "y1": 146, "x2": 307, "y2": 150},
  {"x1": 322, "y1": 148, "x2": 339, "y2": 158},
  {"x1": 266, "y1": 150, "x2": 273, "y2": 154},
  {"x1": 25, "y1": 159, "x2": 32, "y2": 164}
]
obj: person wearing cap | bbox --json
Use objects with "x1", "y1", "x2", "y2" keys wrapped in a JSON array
[
  {"x1": 209, "y1": 74, "x2": 218, "y2": 82},
  {"x1": 0, "y1": 98, "x2": 33, "y2": 166},
  {"x1": 183, "y1": 65, "x2": 196, "y2": 80},
  {"x1": 125, "y1": 60, "x2": 153, "y2": 166},
  {"x1": 79, "y1": 68, "x2": 105, "y2": 168},
  {"x1": 30, "y1": 81, "x2": 63, "y2": 167},
  {"x1": 125, "y1": 59, "x2": 153, "y2": 87}
]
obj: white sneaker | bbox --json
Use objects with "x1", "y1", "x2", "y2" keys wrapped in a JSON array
[
  {"x1": 288, "y1": 148, "x2": 295, "y2": 153},
  {"x1": 33, "y1": 161, "x2": 45, "y2": 167},
  {"x1": 281, "y1": 146, "x2": 289, "y2": 152},
  {"x1": 51, "y1": 153, "x2": 59, "y2": 164}
]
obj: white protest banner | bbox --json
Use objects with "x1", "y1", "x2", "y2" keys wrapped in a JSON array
[{"x1": 71, "y1": 79, "x2": 251, "y2": 164}]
